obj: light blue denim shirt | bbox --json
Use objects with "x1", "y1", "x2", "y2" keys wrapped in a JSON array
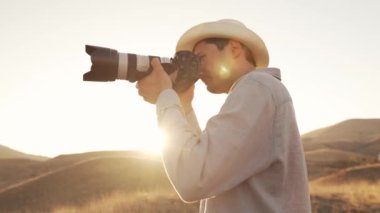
[{"x1": 156, "y1": 68, "x2": 311, "y2": 213}]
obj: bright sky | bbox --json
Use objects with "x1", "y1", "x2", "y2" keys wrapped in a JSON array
[{"x1": 1, "y1": 0, "x2": 379, "y2": 157}]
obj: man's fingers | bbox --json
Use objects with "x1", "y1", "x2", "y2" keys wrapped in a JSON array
[
  {"x1": 151, "y1": 58, "x2": 162, "y2": 71},
  {"x1": 135, "y1": 57, "x2": 172, "y2": 105}
]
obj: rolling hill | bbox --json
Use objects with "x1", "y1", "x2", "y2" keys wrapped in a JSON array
[
  {"x1": 303, "y1": 119, "x2": 380, "y2": 212},
  {"x1": 0, "y1": 144, "x2": 49, "y2": 161},
  {"x1": 0, "y1": 145, "x2": 51, "y2": 190},
  {"x1": 302, "y1": 119, "x2": 380, "y2": 180},
  {"x1": 0, "y1": 151, "x2": 198, "y2": 212},
  {"x1": 309, "y1": 163, "x2": 380, "y2": 212},
  {"x1": 1, "y1": 118, "x2": 379, "y2": 212},
  {"x1": 305, "y1": 148, "x2": 370, "y2": 163},
  {"x1": 0, "y1": 158, "x2": 42, "y2": 190},
  {"x1": 0, "y1": 150, "x2": 151, "y2": 191},
  {"x1": 302, "y1": 119, "x2": 380, "y2": 155},
  {"x1": 312, "y1": 163, "x2": 380, "y2": 185}
]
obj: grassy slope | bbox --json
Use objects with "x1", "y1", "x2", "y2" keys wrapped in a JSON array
[
  {"x1": 310, "y1": 163, "x2": 380, "y2": 212},
  {"x1": 312, "y1": 163, "x2": 380, "y2": 184},
  {"x1": 305, "y1": 148, "x2": 375, "y2": 180},
  {"x1": 305, "y1": 149, "x2": 371, "y2": 163},
  {"x1": 1, "y1": 119, "x2": 380, "y2": 212},
  {"x1": 302, "y1": 119, "x2": 380, "y2": 143},
  {"x1": 0, "y1": 155, "x2": 196, "y2": 213},
  {"x1": 0, "y1": 158, "x2": 42, "y2": 189},
  {"x1": 0, "y1": 151, "x2": 147, "y2": 191},
  {"x1": 52, "y1": 191, "x2": 198, "y2": 213},
  {"x1": 302, "y1": 119, "x2": 380, "y2": 180}
]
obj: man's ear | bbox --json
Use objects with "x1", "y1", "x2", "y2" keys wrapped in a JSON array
[{"x1": 228, "y1": 40, "x2": 244, "y2": 59}]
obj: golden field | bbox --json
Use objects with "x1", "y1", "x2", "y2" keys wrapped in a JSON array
[
  {"x1": 0, "y1": 119, "x2": 380, "y2": 212},
  {"x1": 309, "y1": 164, "x2": 380, "y2": 213},
  {"x1": 52, "y1": 190, "x2": 198, "y2": 213}
]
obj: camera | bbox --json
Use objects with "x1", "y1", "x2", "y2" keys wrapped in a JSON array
[{"x1": 83, "y1": 45, "x2": 201, "y2": 93}]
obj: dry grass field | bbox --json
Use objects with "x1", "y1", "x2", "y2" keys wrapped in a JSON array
[
  {"x1": 0, "y1": 152, "x2": 199, "y2": 213},
  {"x1": 303, "y1": 119, "x2": 380, "y2": 212},
  {"x1": 310, "y1": 164, "x2": 380, "y2": 212},
  {"x1": 1, "y1": 119, "x2": 380, "y2": 212},
  {"x1": 52, "y1": 190, "x2": 198, "y2": 213},
  {"x1": 1, "y1": 154, "x2": 379, "y2": 213}
]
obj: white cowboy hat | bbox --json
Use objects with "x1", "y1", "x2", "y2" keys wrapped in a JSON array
[{"x1": 176, "y1": 19, "x2": 269, "y2": 68}]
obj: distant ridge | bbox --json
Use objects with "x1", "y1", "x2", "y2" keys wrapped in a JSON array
[
  {"x1": 302, "y1": 119, "x2": 380, "y2": 156},
  {"x1": 302, "y1": 119, "x2": 380, "y2": 143},
  {"x1": 0, "y1": 144, "x2": 49, "y2": 161},
  {"x1": 301, "y1": 118, "x2": 380, "y2": 180},
  {"x1": 0, "y1": 150, "x2": 158, "y2": 192},
  {"x1": 0, "y1": 152, "x2": 181, "y2": 212}
]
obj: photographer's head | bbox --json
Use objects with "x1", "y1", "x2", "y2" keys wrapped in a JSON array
[
  {"x1": 192, "y1": 38, "x2": 257, "y2": 93},
  {"x1": 176, "y1": 19, "x2": 269, "y2": 93}
]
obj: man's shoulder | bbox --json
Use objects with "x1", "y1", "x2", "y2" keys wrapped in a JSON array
[
  {"x1": 245, "y1": 67, "x2": 281, "y2": 81},
  {"x1": 235, "y1": 68, "x2": 282, "y2": 90},
  {"x1": 234, "y1": 68, "x2": 292, "y2": 104}
]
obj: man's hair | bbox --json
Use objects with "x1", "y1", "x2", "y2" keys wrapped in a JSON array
[{"x1": 203, "y1": 38, "x2": 257, "y2": 67}]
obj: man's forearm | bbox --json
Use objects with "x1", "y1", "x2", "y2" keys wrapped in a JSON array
[{"x1": 184, "y1": 106, "x2": 202, "y2": 135}]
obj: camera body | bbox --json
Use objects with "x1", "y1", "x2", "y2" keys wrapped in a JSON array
[{"x1": 83, "y1": 45, "x2": 200, "y2": 93}]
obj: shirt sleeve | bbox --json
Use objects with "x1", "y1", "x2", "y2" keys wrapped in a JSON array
[{"x1": 156, "y1": 78, "x2": 276, "y2": 202}]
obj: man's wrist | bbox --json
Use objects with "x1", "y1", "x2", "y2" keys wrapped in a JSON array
[{"x1": 182, "y1": 103, "x2": 193, "y2": 115}]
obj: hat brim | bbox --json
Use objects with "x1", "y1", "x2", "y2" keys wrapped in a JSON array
[{"x1": 176, "y1": 20, "x2": 269, "y2": 68}]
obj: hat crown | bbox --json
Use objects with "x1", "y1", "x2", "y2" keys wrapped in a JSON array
[
  {"x1": 216, "y1": 19, "x2": 246, "y2": 28},
  {"x1": 176, "y1": 19, "x2": 269, "y2": 67}
]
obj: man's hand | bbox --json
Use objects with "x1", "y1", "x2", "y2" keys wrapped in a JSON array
[
  {"x1": 166, "y1": 70, "x2": 195, "y2": 113},
  {"x1": 137, "y1": 57, "x2": 195, "y2": 112},
  {"x1": 136, "y1": 58, "x2": 172, "y2": 104}
]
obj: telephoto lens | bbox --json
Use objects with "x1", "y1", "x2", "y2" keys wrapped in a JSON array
[
  {"x1": 83, "y1": 45, "x2": 175, "y2": 82},
  {"x1": 83, "y1": 45, "x2": 201, "y2": 93}
]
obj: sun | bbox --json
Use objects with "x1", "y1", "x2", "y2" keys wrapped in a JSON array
[{"x1": 137, "y1": 128, "x2": 166, "y2": 155}]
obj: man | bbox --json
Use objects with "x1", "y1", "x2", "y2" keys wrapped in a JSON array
[{"x1": 137, "y1": 19, "x2": 311, "y2": 213}]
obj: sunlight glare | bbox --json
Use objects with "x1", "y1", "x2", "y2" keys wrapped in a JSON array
[
  {"x1": 139, "y1": 128, "x2": 167, "y2": 155},
  {"x1": 218, "y1": 65, "x2": 231, "y2": 79}
]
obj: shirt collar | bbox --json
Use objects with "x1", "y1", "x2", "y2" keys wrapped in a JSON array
[
  {"x1": 255, "y1": 67, "x2": 281, "y2": 81},
  {"x1": 229, "y1": 67, "x2": 282, "y2": 93}
]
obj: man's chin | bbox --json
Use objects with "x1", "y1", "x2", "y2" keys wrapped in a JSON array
[{"x1": 206, "y1": 84, "x2": 224, "y2": 94}]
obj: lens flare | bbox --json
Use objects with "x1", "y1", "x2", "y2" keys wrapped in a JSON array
[
  {"x1": 140, "y1": 128, "x2": 166, "y2": 155},
  {"x1": 218, "y1": 65, "x2": 231, "y2": 79}
]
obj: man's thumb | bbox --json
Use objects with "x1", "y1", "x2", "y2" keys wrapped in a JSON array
[{"x1": 151, "y1": 58, "x2": 161, "y2": 70}]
